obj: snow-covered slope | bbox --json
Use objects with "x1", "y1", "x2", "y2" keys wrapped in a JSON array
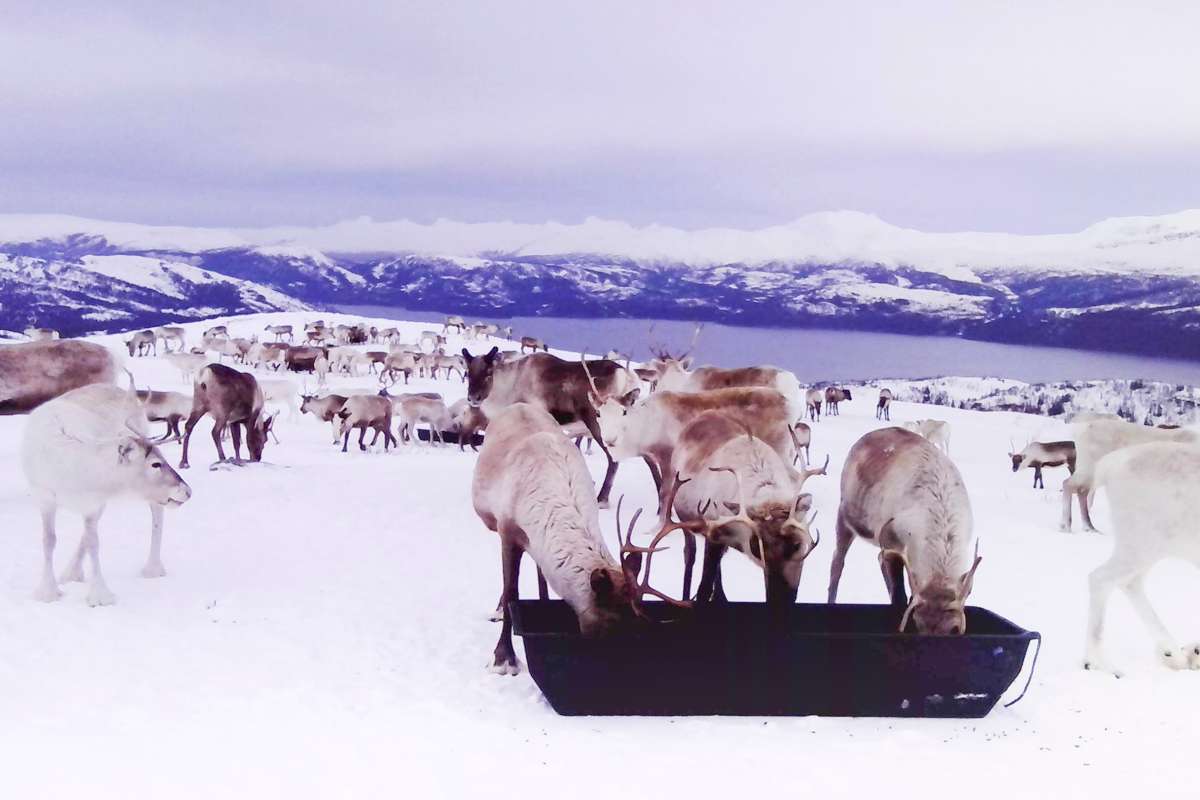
[{"x1": 1, "y1": 310, "x2": 1197, "y2": 798}]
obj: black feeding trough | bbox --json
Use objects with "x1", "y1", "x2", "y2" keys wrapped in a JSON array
[
  {"x1": 511, "y1": 600, "x2": 1040, "y2": 718},
  {"x1": 414, "y1": 428, "x2": 485, "y2": 447}
]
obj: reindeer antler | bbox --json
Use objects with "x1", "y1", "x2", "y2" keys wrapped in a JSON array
[
  {"x1": 681, "y1": 322, "x2": 703, "y2": 358},
  {"x1": 616, "y1": 475, "x2": 704, "y2": 615},
  {"x1": 579, "y1": 351, "x2": 603, "y2": 402},
  {"x1": 797, "y1": 454, "x2": 830, "y2": 488}
]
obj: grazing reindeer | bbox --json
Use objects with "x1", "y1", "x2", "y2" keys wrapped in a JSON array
[
  {"x1": 153, "y1": 326, "x2": 186, "y2": 353},
  {"x1": 379, "y1": 388, "x2": 451, "y2": 445},
  {"x1": 829, "y1": 427, "x2": 981, "y2": 635},
  {"x1": 520, "y1": 336, "x2": 548, "y2": 354},
  {"x1": 419, "y1": 330, "x2": 447, "y2": 352},
  {"x1": 136, "y1": 389, "x2": 193, "y2": 441},
  {"x1": 336, "y1": 395, "x2": 398, "y2": 453},
  {"x1": 1082, "y1": 441, "x2": 1200, "y2": 676},
  {"x1": 1009, "y1": 440, "x2": 1076, "y2": 489},
  {"x1": 125, "y1": 329, "x2": 158, "y2": 357},
  {"x1": 431, "y1": 352, "x2": 467, "y2": 381},
  {"x1": 805, "y1": 388, "x2": 823, "y2": 422},
  {"x1": 1061, "y1": 417, "x2": 1199, "y2": 532},
  {"x1": 670, "y1": 411, "x2": 826, "y2": 604},
  {"x1": 203, "y1": 325, "x2": 229, "y2": 340},
  {"x1": 903, "y1": 419, "x2": 951, "y2": 454},
  {"x1": 163, "y1": 352, "x2": 207, "y2": 384},
  {"x1": 472, "y1": 403, "x2": 696, "y2": 674},
  {"x1": 22, "y1": 383, "x2": 192, "y2": 604},
  {"x1": 824, "y1": 386, "x2": 851, "y2": 416},
  {"x1": 380, "y1": 351, "x2": 418, "y2": 385},
  {"x1": 378, "y1": 326, "x2": 401, "y2": 344},
  {"x1": 1, "y1": 340, "x2": 117, "y2": 415},
  {"x1": 179, "y1": 364, "x2": 276, "y2": 468},
  {"x1": 448, "y1": 398, "x2": 487, "y2": 450},
  {"x1": 264, "y1": 324, "x2": 294, "y2": 343},
  {"x1": 464, "y1": 347, "x2": 637, "y2": 507},
  {"x1": 443, "y1": 316, "x2": 466, "y2": 335},
  {"x1": 876, "y1": 388, "x2": 893, "y2": 421},
  {"x1": 300, "y1": 393, "x2": 348, "y2": 444},
  {"x1": 590, "y1": 386, "x2": 802, "y2": 505},
  {"x1": 791, "y1": 421, "x2": 812, "y2": 467},
  {"x1": 285, "y1": 345, "x2": 325, "y2": 373}
]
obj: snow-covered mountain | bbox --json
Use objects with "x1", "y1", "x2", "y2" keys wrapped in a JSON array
[{"x1": 3, "y1": 211, "x2": 1200, "y2": 357}]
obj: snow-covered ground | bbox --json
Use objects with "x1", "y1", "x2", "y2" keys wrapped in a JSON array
[{"x1": 2, "y1": 311, "x2": 1198, "y2": 799}]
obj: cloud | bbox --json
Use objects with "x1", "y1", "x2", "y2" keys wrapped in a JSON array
[{"x1": 2, "y1": 1, "x2": 1199, "y2": 231}]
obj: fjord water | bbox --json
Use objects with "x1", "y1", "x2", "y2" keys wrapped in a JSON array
[{"x1": 339, "y1": 306, "x2": 1200, "y2": 384}]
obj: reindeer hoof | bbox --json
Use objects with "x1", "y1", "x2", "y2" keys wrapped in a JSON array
[
  {"x1": 141, "y1": 563, "x2": 167, "y2": 579},
  {"x1": 488, "y1": 657, "x2": 521, "y2": 676},
  {"x1": 1187, "y1": 644, "x2": 1200, "y2": 670},
  {"x1": 597, "y1": 499, "x2": 611, "y2": 510},
  {"x1": 59, "y1": 565, "x2": 85, "y2": 584},
  {"x1": 33, "y1": 583, "x2": 63, "y2": 603},
  {"x1": 1083, "y1": 658, "x2": 1122, "y2": 678},
  {"x1": 86, "y1": 586, "x2": 117, "y2": 607},
  {"x1": 1161, "y1": 647, "x2": 1195, "y2": 671}
]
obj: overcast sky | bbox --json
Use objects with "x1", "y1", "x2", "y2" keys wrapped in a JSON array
[{"x1": 3, "y1": 1, "x2": 1199, "y2": 233}]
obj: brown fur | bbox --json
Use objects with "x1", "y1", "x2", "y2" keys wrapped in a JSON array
[
  {"x1": 180, "y1": 364, "x2": 272, "y2": 468},
  {"x1": 688, "y1": 366, "x2": 781, "y2": 391},
  {"x1": 0, "y1": 340, "x2": 117, "y2": 415}
]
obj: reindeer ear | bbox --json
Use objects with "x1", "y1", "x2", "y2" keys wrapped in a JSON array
[
  {"x1": 794, "y1": 493, "x2": 813, "y2": 515},
  {"x1": 486, "y1": 346, "x2": 499, "y2": 361},
  {"x1": 117, "y1": 439, "x2": 138, "y2": 464},
  {"x1": 590, "y1": 568, "x2": 616, "y2": 601},
  {"x1": 960, "y1": 555, "x2": 983, "y2": 598},
  {"x1": 723, "y1": 501, "x2": 740, "y2": 514},
  {"x1": 621, "y1": 388, "x2": 641, "y2": 407},
  {"x1": 680, "y1": 356, "x2": 694, "y2": 371},
  {"x1": 461, "y1": 348, "x2": 472, "y2": 360}
]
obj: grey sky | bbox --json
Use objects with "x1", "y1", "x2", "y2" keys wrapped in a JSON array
[{"x1": 3, "y1": 1, "x2": 1199, "y2": 233}]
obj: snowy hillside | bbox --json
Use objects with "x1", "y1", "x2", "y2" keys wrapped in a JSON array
[
  {"x1": 5, "y1": 211, "x2": 1200, "y2": 358},
  {"x1": 1, "y1": 311, "x2": 1198, "y2": 798}
]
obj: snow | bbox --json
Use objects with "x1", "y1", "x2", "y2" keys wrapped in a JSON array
[
  {"x1": 2, "y1": 310, "x2": 1199, "y2": 798},
  {"x1": 8, "y1": 208, "x2": 1200, "y2": 279}
]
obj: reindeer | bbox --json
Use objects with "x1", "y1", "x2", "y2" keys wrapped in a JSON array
[
  {"x1": 336, "y1": 395, "x2": 398, "y2": 453},
  {"x1": 520, "y1": 336, "x2": 548, "y2": 354},
  {"x1": 447, "y1": 398, "x2": 487, "y2": 451},
  {"x1": 136, "y1": 389, "x2": 192, "y2": 441},
  {"x1": 152, "y1": 326, "x2": 186, "y2": 353},
  {"x1": 1, "y1": 340, "x2": 117, "y2": 415},
  {"x1": 473, "y1": 323, "x2": 499, "y2": 339},
  {"x1": 472, "y1": 403, "x2": 697, "y2": 674},
  {"x1": 264, "y1": 324, "x2": 294, "y2": 343},
  {"x1": 285, "y1": 345, "x2": 325, "y2": 372},
  {"x1": 207, "y1": 337, "x2": 244, "y2": 363},
  {"x1": 179, "y1": 364, "x2": 276, "y2": 468},
  {"x1": 125, "y1": 329, "x2": 158, "y2": 357},
  {"x1": 332, "y1": 324, "x2": 355, "y2": 345},
  {"x1": 876, "y1": 388, "x2": 893, "y2": 421},
  {"x1": 670, "y1": 411, "x2": 826, "y2": 603},
  {"x1": 378, "y1": 326, "x2": 401, "y2": 344},
  {"x1": 300, "y1": 393, "x2": 348, "y2": 444},
  {"x1": 791, "y1": 421, "x2": 812, "y2": 467},
  {"x1": 203, "y1": 325, "x2": 229, "y2": 340},
  {"x1": 1082, "y1": 441, "x2": 1200, "y2": 676},
  {"x1": 1061, "y1": 417, "x2": 1199, "y2": 532},
  {"x1": 902, "y1": 419, "x2": 951, "y2": 454},
  {"x1": 380, "y1": 351, "x2": 418, "y2": 385},
  {"x1": 379, "y1": 388, "x2": 451, "y2": 445},
  {"x1": 824, "y1": 386, "x2": 851, "y2": 416},
  {"x1": 828, "y1": 427, "x2": 981, "y2": 634},
  {"x1": 589, "y1": 385, "x2": 802, "y2": 507},
  {"x1": 21, "y1": 383, "x2": 192, "y2": 604},
  {"x1": 24, "y1": 327, "x2": 60, "y2": 342},
  {"x1": 464, "y1": 347, "x2": 637, "y2": 506},
  {"x1": 1009, "y1": 440, "x2": 1076, "y2": 489},
  {"x1": 443, "y1": 316, "x2": 466, "y2": 335},
  {"x1": 805, "y1": 388, "x2": 823, "y2": 422},
  {"x1": 419, "y1": 330, "x2": 447, "y2": 352},
  {"x1": 257, "y1": 378, "x2": 301, "y2": 423},
  {"x1": 431, "y1": 352, "x2": 467, "y2": 381},
  {"x1": 163, "y1": 352, "x2": 207, "y2": 384}
]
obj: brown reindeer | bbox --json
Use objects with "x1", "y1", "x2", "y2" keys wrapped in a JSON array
[
  {"x1": 519, "y1": 336, "x2": 548, "y2": 354},
  {"x1": 464, "y1": 347, "x2": 636, "y2": 506},
  {"x1": 824, "y1": 386, "x2": 851, "y2": 415},
  {"x1": 876, "y1": 388, "x2": 893, "y2": 421},
  {"x1": 1009, "y1": 440, "x2": 1076, "y2": 489},
  {"x1": 300, "y1": 393, "x2": 348, "y2": 444},
  {"x1": 336, "y1": 395, "x2": 398, "y2": 453},
  {"x1": 1, "y1": 340, "x2": 117, "y2": 415},
  {"x1": 179, "y1": 364, "x2": 276, "y2": 468}
]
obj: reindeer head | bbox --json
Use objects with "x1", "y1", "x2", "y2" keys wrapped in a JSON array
[
  {"x1": 462, "y1": 347, "x2": 500, "y2": 407},
  {"x1": 127, "y1": 438, "x2": 192, "y2": 507},
  {"x1": 246, "y1": 411, "x2": 278, "y2": 462},
  {"x1": 892, "y1": 542, "x2": 982, "y2": 635},
  {"x1": 299, "y1": 394, "x2": 319, "y2": 414},
  {"x1": 698, "y1": 465, "x2": 822, "y2": 605},
  {"x1": 580, "y1": 356, "x2": 641, "y2": 456}
]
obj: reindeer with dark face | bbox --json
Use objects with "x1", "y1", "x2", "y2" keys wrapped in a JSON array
[
  {"x1": 824, "y1": 386, "x2": 851, "y2": 416},
  {"x1": 179, "y1": 364, "x2": 275, "y2": 468},
  {"x1": 805, "y1": 388, "x2": 823, "y2": 422},
  {"x1": 829, "y1": 427, "x2": 981, "y2": 635},
  {"x1": 876, "y1": 388, "x2": 893, "y2": 421},
  {"x1": 125, "y1": 330, "x2": 157, "y2": 357},
  {"x1": 670, "y1": 411, "x2": 826, "y2": 604},
  {"x1": 1009, "y1": 440, "x2": 1076, "y2": 489},
  {"x1": 1, "y1": 340, "x2": 117, "y2": 415},
  {"x1": 136, "y1": 389, "x2": 193, "y2": 442},
  {"x1": 472, "y1": 403, "x2": 697, "y2": 674},
  {"x1": 463, "y1": 347, "x2": 636, "y2": 507},
  {"x1": 300, "y1": 393, "x2": 348, "y2": 444}
]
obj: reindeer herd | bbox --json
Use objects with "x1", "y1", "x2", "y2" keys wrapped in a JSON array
[{"x1": 3, "y1": 316, "x2": 1200, "y2": 680}]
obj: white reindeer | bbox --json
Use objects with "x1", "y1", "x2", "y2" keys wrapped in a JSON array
[
  {"x1": 902, "y1": 419, "x2": 951, "y2": 454},
  {"x1": 21, "y1": 384, "x2": 192, "y2": 605},
  {"x1": 1083, "y1": 441, "x2": 1200, "y2": 676}
]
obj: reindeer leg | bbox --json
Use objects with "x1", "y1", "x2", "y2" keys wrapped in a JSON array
[
  {"x1": 230, "y1": 423, "x2": 243, "y2": 462},
  {"x1": 179, "y1": 410, "x2": 204, "y2": 469},
  {"x1": 880, "y1": 551, "x2": 907, "y2": 608},
  {"x1": 1059, "y1": 476, "x2": 1076, "y2": 531},
  {"x1": 491, "y1": 533, "x2": 523, "y2": 675},
  {"x1": 643, "y1": 456, "x2": 663, "y2": 496},
  {"x1": 682, "y1": 531, "x2": 697, "y2": 600},
  {"x1": 212, "y1": 421, "x2": 229, "y2": 463},
  {"x1": 142, "y1": 504, "x2": 167, "y2": 578},
  {"x1": 695, "y1": 540, "x2": 728, "y2": 603},
  {"x1": 1078, "y1": 486, "x2": 1099, "y2": 533},
  {"x1": 83, "y1": 513, "x2": 116, "y2": 607},
  {"x1": 1122, "y1": 574, "x2": 1197, "y2": 670},
  {"x1": 35, "y1": 503, "x2": 63, "y2": 602},
  {"x1": 358, "y1": 424, "x2": 368, "y2": 452},
  {"x1": 536, "y1": 568, "x2": 548, "y2": 600},
  {"x1": 592, "y1": 434, "x2": 618, "y2": 508},
  {"x1": 1084, "y1": 554, "x2": 1140, "y2": 676},
  {"x1": 827, "y1": 513, "x2": 855, "y2": 604}
]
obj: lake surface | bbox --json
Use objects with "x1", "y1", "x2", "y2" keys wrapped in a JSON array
[{"x1": 339, "y1": 305, "x2": 1200, "y2": 384}]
